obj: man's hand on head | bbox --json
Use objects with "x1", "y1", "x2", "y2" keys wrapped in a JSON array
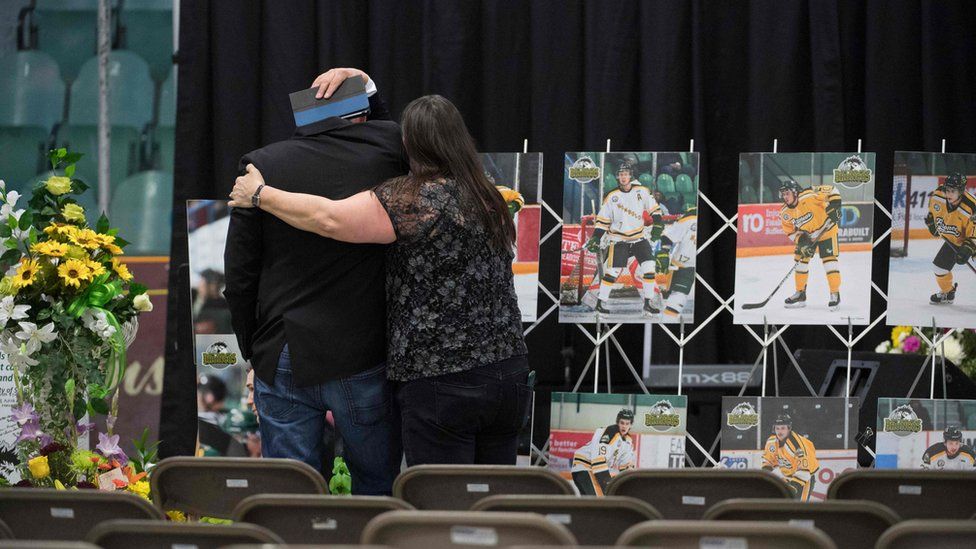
[{"x1": 312, "y1": 68, "x2": 371, "y2": 99}]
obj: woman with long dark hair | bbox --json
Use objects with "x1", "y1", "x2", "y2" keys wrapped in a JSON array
[{"x1": 229, "y1": 91, "x2": 530, "y2": 466}]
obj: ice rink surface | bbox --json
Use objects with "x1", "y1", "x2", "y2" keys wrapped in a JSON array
[
  {"x1": 733, "y1": 250, "x2": 873, "y2": 326},
  {"x1": 558, "y1": 291, "x2": 695, "y2": 324},
  {"x1": 888, "y1": 239, "x2": 976, "y2": 329}
]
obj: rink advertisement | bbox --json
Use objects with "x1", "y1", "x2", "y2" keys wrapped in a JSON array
[
  {"x1": 720, "y1": 397, "x2": 859, "y2": 502},
  {"x1": 887, "y1": 152, "x2": 976, "y2": 329},
  {"x1": 550, "y1": 393, "x2": 687, "y2": 496},
  {"x1": 481, "y1": 152, "x2": 543, "y2": 322},
  {"x1": 733, "y1": 152, "x2": 876, "y2": 326},
  {"x1": 876, "y1": 398, "x2": 976, "y2": 470},
  {"x1": 559, "y1": 152, "x2": 700, "y2": 324}
]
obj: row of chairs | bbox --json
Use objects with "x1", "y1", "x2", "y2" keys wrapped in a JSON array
[
  {"x1": 0, "y1": 49, "x2": 174, "y2": 191},
  {"x1": 2, "y1": 458, "x2": 976, "y2": 547}
]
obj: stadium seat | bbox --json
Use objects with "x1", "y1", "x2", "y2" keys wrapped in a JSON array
[
  {"x1": 876, "y1": 519, "x2": 976, "y2": 549},
  {"x1": 393, "y1": 465, "x2": 574, "y2": 511},
  {"x1": 472, "y1": 494, "x2": 661, "y2": 545},
  {"x1": 150, "y1": 456, "x2": 328, "y2": 519},
  {"x1": 34, "y1": 0, "x2": 117, "y2": 82},
  {"x1": 110, "y1": 170, "x2": 172, "y2": 254},
  {"x1": 638, "y1": 172, "x2": 654, "y2": 188},
  {"x1": 232, "y1": 494, "x2": 413, "y2": 545},
  {"x1": 0, "y1": 488, "x2": 163, "y2": 540},
  {"x1": 155, "y1": 68, "x2": 175, "y2": 171},
  {"x1": 656, "y1": 173, "x2": 675, "y2": 193},
  {"x1": 86, "y1": 519, "x2": 282, "y2": 549},
  {"x1": 606, "y1": 469, "x2": 792, "y2": 520},
  {"x1": 0, "y1": 51, "x2": 65, "y2": 189},
  {"x1": 361, "y1": 511, "x2": 577, "y2": 547},
  {"x1": 704, "y1": 498, "x2": 899, "y2": 549},
  {"x1": 827, "y1": 470, "x2": 976, "y2": 520},
  {"x1": 675, "y1": 173, "x2": 695, "y2": 194},
  {"x1": 62, "y1": 50, "x2": 154, "y2": 186},
  {"x1": 739, "y1": 184, "x2": 759, "y2": 204},
  {"x1": 118, "y1": 0, "x2": 174, "y2": 82},
  {"x1": 617, "y1": 520, "x2": 837, "y2": 549}
]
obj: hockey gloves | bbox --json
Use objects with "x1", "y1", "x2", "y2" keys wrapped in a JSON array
[
  {"x1": 925, "y1": 212, "x2": 940, "y2": 237},
  {"x1": 585, "y1": 234, "x2": 602, "y2": 254},
  {"x1": 795, "y1": 232, "x2": 816, "y2": 259},
  {"x1": 956, "y1": 241, "x2": 976, "y2": 265}
]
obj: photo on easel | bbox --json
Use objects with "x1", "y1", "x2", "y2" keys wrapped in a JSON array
[
  {"x1": 549, "y1": 392, "x2": 687, "y2": 496},
  {"x1": 559, "y1": 152, "x2": 700, "y2": 324},
  {"x1": 187, "y1": 200, "x2": 257, "y2": 458},
  {"x1": 887, "y1": 152, "x2": 976, "y2": 329},
  {"x1": 733, "y1": 152, "x2": 876, "y2": 325},
  {"x1": 876, "y1": 398, "x2": 976, "y2": 470},
  {"x1": 481, "y1": 152, "x2": 543, "y2": 322},
  {"x1": 720, "y1": 396, "x2": 859, "y2": 501}
]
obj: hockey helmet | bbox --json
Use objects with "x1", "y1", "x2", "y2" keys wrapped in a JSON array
[
  {"x1": 773, "y1": 414, "x2": 792, "y2": 428},
  {"x1": 617, "y1": 409, "x2": 636, "y2": 423},
  {"x1": 944, "y1": 173, "x2": 967, "y2": 193},
  {"x1": 944, "y1": 425, "x2": 963, "y2": 442},
  {"x1": 779, "y1": 179, "x2": 802, "y2": 194},
  {"x1": 616, "y1": 162, "x2": 637, "y2": 181}
]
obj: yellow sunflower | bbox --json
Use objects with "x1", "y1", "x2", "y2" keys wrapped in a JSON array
[
  {"x1": 111, "y1": 258, "x2": 133, "y2": 282},
  {"x1": 44, "y1": 223, "x2": 78, "y2": 239},
  {"x1": 12, "y1": 258, "x2": 41, "y2": 290},
  {"x1": 96, "y1": 233, "x2": 124, "y2": 255},
  {"x1": 69, "y1": 228, "x2": 101, "y2": 250},
  {"x1": 86, "y1": 259, "x2": 107, "y2": 279},
  {"x1": 31, "y1": 241, "x2": 69, "y2": 258},
  {"x1": 57, "y1": 259, "x2": 91, "y2": 288}
]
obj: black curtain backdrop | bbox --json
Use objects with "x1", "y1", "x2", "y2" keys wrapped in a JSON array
[{"x1": 161, "y1": 0, "x2": 976, "y2": 457}]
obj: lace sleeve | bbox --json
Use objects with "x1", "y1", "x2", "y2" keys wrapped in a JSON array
[{"x1": 375, "y1": 180, "x2": 450, "y2": 243}]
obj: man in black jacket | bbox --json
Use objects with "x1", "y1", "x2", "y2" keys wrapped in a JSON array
[{"x1": 224, "y1": 68, "x2": 407, "y2": 495}]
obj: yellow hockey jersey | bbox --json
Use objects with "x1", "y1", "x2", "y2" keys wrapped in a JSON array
[
  {"x1": 928, "y1": 189, "x2": 976, "y2": 247},
  {"x1": 780, "y1": 186, "x2": 841, "y2": 243},
  {"x1": 762, "y1": 432, "x2": 820, "y2": 479}
]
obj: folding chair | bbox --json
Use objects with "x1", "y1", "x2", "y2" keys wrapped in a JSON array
[
  {"x1": 827, "y1": 470, "x2": 976, "y2": 519},
  {"x1": 393, "y1": 465, "x2": 574, "y2": 510},
  {"x1": 704, "y1": 498, "x2": 899, "y2": 549},
  {"x1": 876, "y1": 519, "x2": 976, "y2": 549},
  {"x1": 0, "y1": 488, "x2": 163, "y2": 540},
  {"x1": 606, "y1": 469, "x2": 791, "y2": 519},
  {"x1": 86, "y1": 519, "x2": 282, "y2": 549},
  {"x1": 232, "y1": 494, "x2": 413, "y2": 544},
  {"x1": 150, "y1": 456, "x2": 328, "y2": 519},
  {"x1": 362, "y1": 510, "x2": 577, "y2": 548},
  {"x1": 617, "y1": 520, "x2": 837, "y2": 549},
  {"x1": 472, "y1": 494, "x2": 660, "y2": 545}
]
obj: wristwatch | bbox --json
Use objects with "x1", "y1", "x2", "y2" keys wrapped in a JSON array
[{"x1": 251, "y1": 184, "x2": 266, "y2": 208}]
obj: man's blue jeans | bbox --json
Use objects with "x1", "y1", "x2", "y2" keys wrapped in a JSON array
[{"x1": 255, "y1": 345, "x2": 402, "y2": 495}]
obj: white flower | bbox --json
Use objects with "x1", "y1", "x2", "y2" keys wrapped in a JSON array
[
  {"x1": 0, "y1": 334, "x2": 37, "y2": 370},
  {"x1": 0, "y1": 296, "x2": 29, "y2": 329},
  {"x1": 81, "y1": 310, "x2": 115, "y2": 340},
  {"x1": 14, "y1": 322, "x2": 57, "y2": 355},
  {"x1": 133, "y1": 293, "x2": 153, "y2": 312},
  {"x1": 934, "y1": 336, "x2": 966, "y2": 365},
  {"x1": 0, "y1": 190, "x2": 20, "y2": 220},
  {"x1": 0, "y1": 180, "x2": 5, "y2": 191},
  {"x1": 11, "y1": 226, "x2": 29, "y2": 242},
  {"x1": 875, "y1": 341, "x2": 891, "y2": 353},
  {"x1": 4, "y1": 264, "x2": 17, "y2": 277},
  {"x1": 897, "y1": 331, "x2": 908, "y2": 344}
]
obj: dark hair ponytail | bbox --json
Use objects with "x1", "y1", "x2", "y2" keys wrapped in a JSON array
[{"x1": 395, "y1": 95, "x2": 516, "y2": 252}]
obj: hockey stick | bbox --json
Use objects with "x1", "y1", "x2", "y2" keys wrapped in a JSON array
[{"x1": 742, "y1": 220, "x2": 836, "y2": 310}]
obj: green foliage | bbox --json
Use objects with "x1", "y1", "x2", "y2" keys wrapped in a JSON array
[{"x1": 129, "y1": 428, "x2": 160, "y2": 475}]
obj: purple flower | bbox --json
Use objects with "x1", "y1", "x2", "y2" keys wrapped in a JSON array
[
  {"x1": 96, "y1": 432, "x2": 122, "y2": 458},
  {"x1": 76, "y1": 420, "x2": 96, "y2": 435},
  {"x1": 11, "y1": 403, "x2": 37, "y2": 426},
  {"x1": 15, "y1": 421, "x2": 42, "y2": 443},
  {"x1": 903, "y1": 335, "x2": 922, "y2": 354},
  {"x1": 105, "y1": 415, "x2": 117, "y2": 434},
  {"x1": 37, "y1": 433, "x2": 53, "y2": 448}
]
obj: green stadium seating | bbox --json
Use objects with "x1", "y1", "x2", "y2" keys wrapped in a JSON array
[
  {"x1": 675, "y1": 173, "x2": 695, "y2": 194},
  {"x1": 34, "y1": 0, "x2": 117, "y2": 83},
  {"x1": 656, "y1": 173, "x2": 675, "y2": 193},
  {"x1": 638, "y1": 172, "x2": 654, "y2": 188},
  {"x1": 156, "y1": 68, "x2": 175, "y2": 171},
  {"x1": 110, "y1": 170, "x2": 172, "y2": 254},
  {"x1": 63, "y1": 51, "x2": 154, "y2": 185},
  {"x1": 120, "y1": 0, "x2": 174, "y2": 82},
  {"x1": 740, "y1": 185, "x2": 759, "y2": 204},
  {"x1": 0, "y1": 51, "x2": 65, "y2": 189}
]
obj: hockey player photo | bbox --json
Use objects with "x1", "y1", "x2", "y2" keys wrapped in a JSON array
[
  {"x1": 734, "y1": 152, "x2": 875, "y2": 326},
  {"x1": 888, "y1": 152, "x2": 976, "y2": 329},
  {"x1": 560, "y1": 152, "x2": 699, "y2": 324},
  {"x1": 876, "y1": 398, "x2": 976, "y2": 469},
  {"x1": 761, "y1": 414, "x2": 820, "y2": 501},
  {"x1": 549, "y1": 393, "x2": 688, "y2": 495},
  {"x1": 481, "y1": 152, "x2": 544, "y2": 322},
  {"x1": 720, "y1": 396, "x2": 858, "y2": 501}
]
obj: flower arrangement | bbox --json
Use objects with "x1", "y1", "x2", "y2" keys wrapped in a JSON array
[
  {"x1": 876, "y1": 325, "x2": 976, "y2": 378},
  {"x1": 2, "y1": 149, "x2": 154, "y2": 489}
]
